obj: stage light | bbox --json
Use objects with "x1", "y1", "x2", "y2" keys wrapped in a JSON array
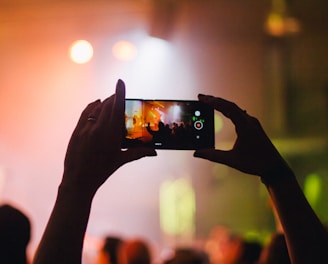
[
  {"x1": 265, "y1": 0, "x2": 301, "y2": 37},
  {"x1": 215, "y1": 114, "x2": 224, "y2": 134},
  {"x1": 160, "y1": 177, "x2": 195, "y2": 237},
  {"x1": 112, "y1": 40, "x2": 137, "y2": 61},
  {"x1": 265, "y1": 12, "x2": 286, "y2": 37},
  {"x1": 69, "y1": 40, "x2": 94, "y2": 64},
  {"x1": 304, "y1": 173, "x2": 322, "y2": 208}
]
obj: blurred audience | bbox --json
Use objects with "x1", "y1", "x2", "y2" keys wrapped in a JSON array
[
  {"x1": 204, "y1": 226, "x2": 262, "y2": 264},
  {"x1": 0, "y1": 203, "x2": 31, "y2": 264},
  {"x1": 205, "y1": 226, "x2": 243, "y2": 264},
  {"x1": 96, "y1": 236, "x2": 122, "y2": 264},
  {"x1": 163, "y1": 247, "x2": 209, "y2": 264},
  {"x1": 235, "y1": 240, "x2": 262, "y2": 264},
  {"x1": 117, "y1": 238, "x2": 151, "y2": 264}
]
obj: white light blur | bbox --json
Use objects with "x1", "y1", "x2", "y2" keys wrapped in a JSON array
[
  {"x1": 133, "y1": 37, "x2": 173, "y2": 93},
  {"x1": 95, "y1": 29, "x2": 198, "y2": 101},
  {"x1": 168, "y1": 105, "x2": 181, "y2": 122},
  {"x1": 69, "y1": 40, "x2": 94, "y2": 64},
  {"x1": 110, "y1": 35, "x2": 180, "y2": 98}
]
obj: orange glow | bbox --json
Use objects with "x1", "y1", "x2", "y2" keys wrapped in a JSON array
[
  {"x1": 265, "y1": 13, "x2": 301, "y2": 37},
  {"x1": 285, "y1": 17, "x2": 301, "y2": 34},
  {"x1": 112, "y1": 40, "x2": 137, "y2": 61},
  {"x1": 265, "y1": 12, "x2": 286, "y2": 37}
]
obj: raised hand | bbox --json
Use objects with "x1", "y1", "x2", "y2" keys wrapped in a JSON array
[{"x1": 194, "y1": 95, "x2": 292, "y2": 183}]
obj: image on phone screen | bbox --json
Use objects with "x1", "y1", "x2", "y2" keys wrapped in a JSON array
[{"x1": 122, "y1": 99, "x2": 214, "y2": 150}]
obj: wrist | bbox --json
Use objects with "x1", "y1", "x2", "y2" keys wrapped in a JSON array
[
  {"x1": 260, "y1": 161, "x2": 295, "y2": 186},
  {"x1": 58, "y1": 178, "x2": 97, "y2": 205}
]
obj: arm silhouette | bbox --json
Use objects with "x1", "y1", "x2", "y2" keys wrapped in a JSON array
[
  {"x1": 33, "y1": 80, "x2": 156, "y2": 264},
  {"x1": 194, "y1": 95, "x2": 328, "y2": 264}
]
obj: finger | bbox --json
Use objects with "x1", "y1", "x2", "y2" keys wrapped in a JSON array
[
  {"x1": 120, "y1": 148, "x2": 157, "y2": 165},
  {"x1": 110, "y1": 79, "x2": 126, "y2": 144},
  {"x1": 95, "y1": 80, "x2": 125, "y2": 148},
  {"x1": 194, "y1": 148, "x2": 234, "y2": 167},
  {"x1": 74, "y1": 99, "x2": 101, "y2": 132},
  {"x1": 198, "y1": 95, "x2": 248, "y2": 127},
  {"x1": 112, "y1": 79, "x2": 126, "y2": 131},
  {"x1": 94, "y1": 94, "x2": 115, "y2": 134},
  {"x1": 88, "y1": 103, "x2": 102, "y2": 121}
]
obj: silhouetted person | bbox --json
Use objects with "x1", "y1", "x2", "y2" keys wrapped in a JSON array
[
  {"x1": 117, "y1": 239, "x2": 151, "y2": 264},
  {"x1": 164, "y1": 248, "x2": 209, "y2": 264},
  {"x1": 235, "y1": 240, "x2": 262, "y2": 264},
  {"x1": 258, "y1": 233, "x2": 291, "y2": 264},
  {"x1": 0, "y1": 204, "x2": 31, "y2": 264},
  {"x1": 194, "y1": 94, "x2": 328, "y2": 264},
  {"x1": 204, "y1": 226, "x2": 244, "y2": 264},
  {"x1": 33, "y1": 80, "x2": 156, "y2": 264},
  {"x1": 33, "y1": 80, "x2": 328, "y2": 264},
  {"x1": 96, "y1": 236, "x2": 122, "y2": 264},
  {"x1": 146, "y1": 121, "x2": 170, "y2": 146}
]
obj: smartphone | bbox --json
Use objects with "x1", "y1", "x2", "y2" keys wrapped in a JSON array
[{"x1": 122, "y1": 99, "x2": 214, "y2": 150}]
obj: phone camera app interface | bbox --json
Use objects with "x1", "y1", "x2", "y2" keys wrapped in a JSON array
[
  {"x1": 194, "y1": 120, "x2": 203, "y2": 130},
  {"x1": 123, "y1": 100, "x2": 214, "y2": 150}
]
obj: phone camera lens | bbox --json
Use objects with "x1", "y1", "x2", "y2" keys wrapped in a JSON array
[{"x1": 194, "y1": 120, "x2": 203, "y2": 130}]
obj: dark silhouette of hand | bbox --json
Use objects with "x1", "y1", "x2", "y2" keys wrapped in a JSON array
[
  {"x1": 194, "y1": 95, "x2": 291, "y2": 180},
  {"x1": 62, "y1": 79, "x2": 156, "y2": 196}
]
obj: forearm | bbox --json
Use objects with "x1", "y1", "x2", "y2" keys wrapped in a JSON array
[
  {"x1": 266, "y1": 171, "x2": 328, "y2": 264},
  {"x1": 33, "y1": 183, "x2": 94, "y2": 264}
]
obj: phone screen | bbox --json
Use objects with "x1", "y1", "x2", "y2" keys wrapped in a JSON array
[{"x1": 122, "y1": 99, "x2": 214, "y2": 150}]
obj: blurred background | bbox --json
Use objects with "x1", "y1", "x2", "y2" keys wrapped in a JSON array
[{"x1": 0, "y1": 0, "x2": 327, "y2": 262}]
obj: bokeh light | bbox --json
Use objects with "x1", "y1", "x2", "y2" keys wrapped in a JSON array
[
  {"x1": 304, "y1": 173, "x2": 322, "y2": 208},
  {"x1": 265, "y1": 13, "x2": 301, "y2": 37},
  {"x1": 265, "y1": 12, "x2": 286, "y2": 37},
  {"x1": 160, "y1": 177, "x2": 195, "y2": 236},
  {"x1": 215, "y1": 113, "x2": 224, "y2": 133},
  {"x1": 112, "y1": 40, "x2": 137, "y2": 61},
  {"x1": 69, "y1": 40, "x2": 94, "y2": 64}
]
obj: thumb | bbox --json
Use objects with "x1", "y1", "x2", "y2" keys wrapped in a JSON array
[
  {"x1": 121, "y1": 148, "x2": 157, "y2": 164},
  {"x1": 194, "y1": 149, "x2": 232, "y2": 166}
]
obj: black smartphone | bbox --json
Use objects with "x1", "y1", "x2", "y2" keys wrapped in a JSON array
[{"x1": 122, "y1": 99, "x2": 214, "y2": 150}]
